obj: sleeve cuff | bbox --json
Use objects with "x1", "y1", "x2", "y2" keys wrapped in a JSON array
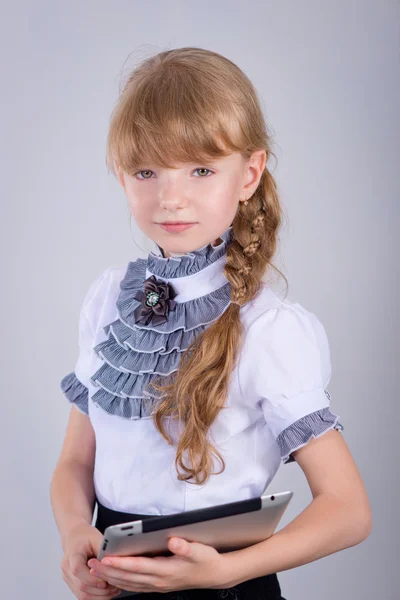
[
  {"x1": 277, "y1": 406, "x2": 344, "y2": 464},
  {"x1": 60, "y1": 372, "x2": 89, "y2": 415}
]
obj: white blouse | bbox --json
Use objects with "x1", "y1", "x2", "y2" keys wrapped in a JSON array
[{"x1": 60, "y1": 226, "x2": 343, "y2": 515}]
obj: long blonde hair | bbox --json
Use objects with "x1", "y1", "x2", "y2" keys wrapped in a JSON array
[{"x1": 106, "y1": 47, "x2": 288, "y2": 485}]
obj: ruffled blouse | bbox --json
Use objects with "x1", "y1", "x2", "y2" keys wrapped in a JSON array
[{"x1": 60, "y1": 224, "x2": 343, "y2": 514}]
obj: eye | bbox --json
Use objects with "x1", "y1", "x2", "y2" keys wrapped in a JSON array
[
  {"x1": 193, "y1": 168, "x2": 213, "y2": 177},
  {"x1": 134, "y1": 170, "x2": 154, "y2": 179},
  {"x1": 134, "y1": 167, "x2": 213, "y2": 179}
]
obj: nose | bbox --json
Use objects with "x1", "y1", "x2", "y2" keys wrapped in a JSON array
[{"x1": 158, "y1": 181, "x2": 188, "y2": 210}]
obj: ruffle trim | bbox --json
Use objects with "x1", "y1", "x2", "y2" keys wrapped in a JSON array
[
  {"x1": 278, "y1": 406, "x2": 344, "y2": 464},
  {"x1": 89, "y1": 240, "x2": 234, "y2": 419},
  {"x1": 148, "y1": 225, "x2": 234, "y2": 278},
  {"x1": 60, "y1": 372, "x2": 89, "y2": 415},
  {"x1": 117, "y1": 260, "x2": 232, "y2": 333}
]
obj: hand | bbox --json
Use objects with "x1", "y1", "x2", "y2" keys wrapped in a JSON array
[
  {"x1": 61, "y1": 522, "x2": 122, "y2": 599},
  {"x1": 87, "y1": 536, "x2": 232, "y2": 594}
]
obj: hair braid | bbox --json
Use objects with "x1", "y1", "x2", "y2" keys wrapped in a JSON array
[{"x1": 149, "y1": 166, "x2": 287, "y2": 485}]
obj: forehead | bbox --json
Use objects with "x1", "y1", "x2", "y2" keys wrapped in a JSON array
[{"x1": 144, "y1": 152, "x2": 245, "y2": 169}]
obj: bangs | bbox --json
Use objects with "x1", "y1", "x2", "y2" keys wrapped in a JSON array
[{"x1": 107, "y1": 64, "x2": 248, "y2": 175}]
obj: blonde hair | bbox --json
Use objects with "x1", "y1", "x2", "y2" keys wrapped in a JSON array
[{"x1": 106, "y1": 47, "x2": 288, "y2": 485}]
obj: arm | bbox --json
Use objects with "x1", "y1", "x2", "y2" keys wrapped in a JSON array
[
  {"x1": 218, "y1": 430, "x2": 372, "y2": 587},
  {"x1": 50, "y1": 405, "x2": 97, "y2": 551}
]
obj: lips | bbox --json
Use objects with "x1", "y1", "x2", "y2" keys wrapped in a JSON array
[{"x1": 159, "y1": 223, "x2": 196, "y2": 232}]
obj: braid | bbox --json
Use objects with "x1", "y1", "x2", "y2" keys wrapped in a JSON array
[
  {"x1": 149, "y1": 165, "x2": 287, "y2": 485},
  {"x1": 227, "y1": 166, "x2": 281, "y2": 309}
]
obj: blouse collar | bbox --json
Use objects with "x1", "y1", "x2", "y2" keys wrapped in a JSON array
[{"x1": 144, "y1": 224, "x2": 234, "y2": 303}]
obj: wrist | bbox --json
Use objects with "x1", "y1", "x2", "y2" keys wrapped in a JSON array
[
  {"x1": 212, "y1": 552, "x2": 244, "y2": 589},
  {"x1": 61, "y1": 518, "x2": 91, "y2": 551}
]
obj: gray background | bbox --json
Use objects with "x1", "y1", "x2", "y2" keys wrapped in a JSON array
[{"x1": 1, "y1": 1, "x2": 398, "y2": 598}]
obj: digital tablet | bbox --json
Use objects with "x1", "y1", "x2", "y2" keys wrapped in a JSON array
[{"x1": 97, "y1": 490, "x2": 293, "y2": 597}]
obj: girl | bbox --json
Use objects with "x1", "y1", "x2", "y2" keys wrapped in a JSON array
[{"x1": 50, "y1": 47, "x2": 372, "y2": 600}]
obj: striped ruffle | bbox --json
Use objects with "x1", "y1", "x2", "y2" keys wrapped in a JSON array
[
  {"x1": 149, "y1": 225, "x2": 234, "y2": 278},
  {"x1": 60, "y1": 372, "x2": 89, "y2": 415},
  {"x1": 89, "y1": 227, "x2": 234, "y2": 419},
  {"x1": 278, "y1": 399, "x2": 344, "y2": 464}
]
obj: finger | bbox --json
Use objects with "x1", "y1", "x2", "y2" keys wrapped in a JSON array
[
  {"x1": 102, "y1": 576, "x2": 159, "y2": 595},
  {"x1": 64, "y1": 571, "x2": 121, "y2": 598},
  {"x1": 92, "y1": 569, "x2": 160, "y2": 591},
  {"x1": 98, "y1": 555, "x2": 170, "y2": 577},
  {"x1": 84, "y1": 569, "x2": 119, "y2": 592},
  {"x1": 69, "y1": 551, "x2": 112, "y2": 587},
  {"x1": 65, "y1": 555, "x2": 121, "y2": 596},
  {"x1": 78, "y1": 583, "x2": 122, "y2": 597},
  {"x1": 78, "y1": 575, "x2": 121, "y2": 597},
  {"x1": 78, "y1": 583, "x2": 121, "y2": 597}
]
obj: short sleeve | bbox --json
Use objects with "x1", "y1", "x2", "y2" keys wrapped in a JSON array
[
  {"x1": 60, "y1": 268, "x2": 113, "y2": 415},
  {"x1": 251, "y1": 302, "x2": 344, "y2": 464}
]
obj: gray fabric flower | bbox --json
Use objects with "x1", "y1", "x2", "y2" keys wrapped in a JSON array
[{"x1": 133, "y1": 275, "x2": 178, "y2": 326}]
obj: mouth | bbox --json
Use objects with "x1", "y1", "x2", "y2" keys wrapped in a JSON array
[
  {"x1": 158, "y1": 221, "x2": 196, "y2": 225},
  {"x1": 158, "y1": 222, "x2": 197, "y2": 232}
]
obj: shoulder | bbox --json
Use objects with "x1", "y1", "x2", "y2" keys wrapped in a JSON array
[
  {"x1": 237, "y1": 283, "x2": 333, "y2": 411},
  {"x1": 240, "y1": 282, "x2": 332, "y2": 389},
  {"x1": 81, "y1": 263, "x2": 130, "y2": 333},
  {"x1": 242, "y1": 282, "x2": 329, "y2": 346}
]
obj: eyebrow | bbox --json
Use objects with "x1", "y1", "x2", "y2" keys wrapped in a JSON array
[{"x1": 138, "y1": 161, "x2": 221, "y2": 169}]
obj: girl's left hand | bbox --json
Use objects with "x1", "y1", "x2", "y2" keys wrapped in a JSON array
[{"x1": 87, "y1": 536, "x2": 232, "y2": 594}]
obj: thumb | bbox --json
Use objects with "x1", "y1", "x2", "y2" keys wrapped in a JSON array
[
  {"x1": 70, "y1": 550, "x2": 90, "y2": 578},
  {"x1": 168, "y1": 537, "x2": 192, "y2": 558}
]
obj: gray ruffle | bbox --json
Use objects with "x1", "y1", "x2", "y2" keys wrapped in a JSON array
[
  {"x1": 89, "y1": 227, "x2": 234, "y2": 419},
  {"x1": 117, "y1": 265, "x2": 232, "y2": 334},
  {"x1": 278, "y1": 404, "x2": 344, "y2": 464},
  {"x1": 60, "y1": 372, "x2": 89, "y2": 414},
  {"x1": 149, "y1": 225, "x2": 234, "y2": 278}
]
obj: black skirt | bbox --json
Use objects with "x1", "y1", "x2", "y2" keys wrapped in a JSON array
[{"x1": 94, "y1": 499, "x2": 287, "y2": 600}]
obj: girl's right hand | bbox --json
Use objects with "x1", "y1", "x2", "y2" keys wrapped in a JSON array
[{"x1": 61, "y1": 522, "x2": 122, "y2": 599}]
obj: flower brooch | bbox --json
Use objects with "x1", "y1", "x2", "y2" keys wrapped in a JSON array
[{"x1": 133, "y1": 275, "x2": 178, "y2": 326}]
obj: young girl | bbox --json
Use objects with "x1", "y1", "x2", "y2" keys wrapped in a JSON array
[{"x1": 50, "y1": 47, "x2": 372, "y2": 600}]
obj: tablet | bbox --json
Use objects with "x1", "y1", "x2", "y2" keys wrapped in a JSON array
[{"x1": 97, "y1": 490, "x2": 293, "y2": 597}]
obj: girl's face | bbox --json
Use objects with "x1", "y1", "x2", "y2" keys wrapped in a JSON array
[{"x1": 116, "y1": 150, "x2": 266, "y2": 258}]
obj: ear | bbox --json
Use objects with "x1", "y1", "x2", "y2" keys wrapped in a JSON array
[{"x1": 242, "y1": 149, "x2": 267, "y2": 198}]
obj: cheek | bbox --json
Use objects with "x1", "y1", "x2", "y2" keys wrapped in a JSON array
[
  {"x1": 126, "y1": 202, "x2": 156, "y2": 238},
  {"x1": 211, "y1": 175, "x2": 242, "y2": 202},
  {"x1": 130, "y1": 210, "x2": 155, "y2": 236},
  {"x1": 127, "y1": 193, "x2": 153, "y2": 220},
  {"x1": 209, "y1": 184, "x2": 241, "y2": 215}
]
